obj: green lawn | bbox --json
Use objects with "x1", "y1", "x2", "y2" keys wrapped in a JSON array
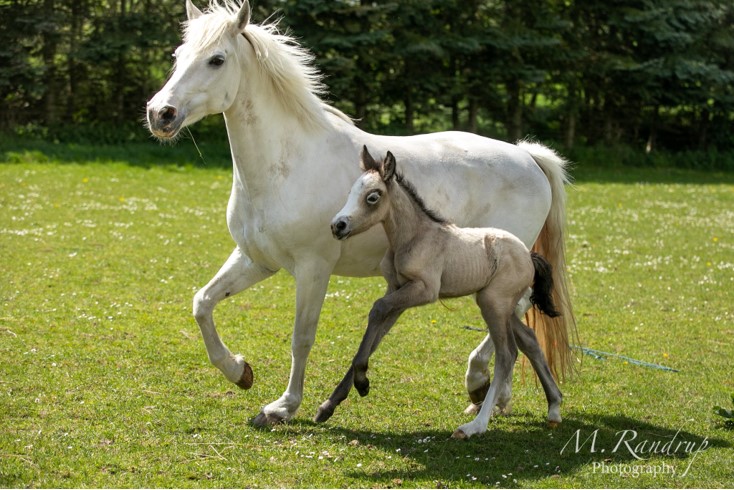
[{"x1": 1, "y1": 144, "x2": 732, "y2": 488}]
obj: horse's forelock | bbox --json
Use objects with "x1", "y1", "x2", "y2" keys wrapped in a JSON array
[{"x1": 182, "y1": 4, "x2": 237, "y2": 55}]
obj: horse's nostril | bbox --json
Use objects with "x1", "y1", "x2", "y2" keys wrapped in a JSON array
[
  {"x1": 336, "y1": 220, "x2": 347, "y2": 231},
  {"x1": 158, "y1": 106, "x2": 177, "y2": 122}
]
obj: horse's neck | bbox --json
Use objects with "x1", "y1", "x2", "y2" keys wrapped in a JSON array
[
  {"x1": 223, "y1": 89, "x2": 317, "y2": 197},
  {"x1": 383, "y1": 184, "x2": 435, "y2": 249}
]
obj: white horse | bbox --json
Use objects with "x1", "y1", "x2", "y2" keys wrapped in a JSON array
[{"x1": 146, "y1": 0, "x2": 575, "y2": 426}]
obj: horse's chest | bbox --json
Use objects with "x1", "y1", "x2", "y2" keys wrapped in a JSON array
[{"x1": 226, "y1": 196, "x2": 289, "y2": 270}]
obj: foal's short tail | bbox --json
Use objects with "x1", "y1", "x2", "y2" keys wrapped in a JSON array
[{"x1": 529, "y1": 252, "x2": 561, "y2": 318}]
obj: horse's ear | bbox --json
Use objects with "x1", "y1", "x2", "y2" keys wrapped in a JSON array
[
  {"x1": 360, "y1": 145, "x2": 379, "y2": 172},
  {"x1": 382, "y1": 151, "x2": 396, "y2": 182},
  {"x1": 186, "y1": 0, "x2": 203, "y2": 21},
  {"x1": 235, "y1": 0, "x2": 251, "y2": 32}
]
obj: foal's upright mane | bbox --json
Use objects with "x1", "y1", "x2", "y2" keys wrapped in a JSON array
[
  {"x1": 391, "y1": 172, "x2": 448, "y2": 225},
  {"x1": 183, "y1": 0, "x2": 351, "y2": 128}
]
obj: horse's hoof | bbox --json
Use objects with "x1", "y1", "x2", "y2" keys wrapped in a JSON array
[
  {"x1": 314, "y1": 403, "x2": 335, "y2": 423},
  {"x1": 235, "y1": 362, "x2": 254, "y2": 390},
  {"x1": 251, "y1": 411, "x2": 284, "y2": 428},
  {"x1": 451, "y1": 429, "x2": 469, "y2": 440},
  {"x1": 468, "y1": 381, "x2": 490, "y2": 405},
  {"x1": 464, "y1": 403, "x2": 480, "y2": 415},
  {"x1": 548, "y1": 420, "x2": 561, "y2": 429},
  {"x1": 355, "y1": 379, "x2": 370, "y2": 397}
]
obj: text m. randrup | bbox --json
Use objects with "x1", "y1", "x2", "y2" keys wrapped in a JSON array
[{"x1": 560, "y1": 429, "x2": 709, "y2": 477}]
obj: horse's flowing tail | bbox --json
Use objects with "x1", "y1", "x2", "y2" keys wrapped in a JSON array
[
  {"x1": 518, "y1": 140, "x2": 578, "y2": 380},
  {"x1": 529, "y1": 252, "x2": 561, "y2": 318}
]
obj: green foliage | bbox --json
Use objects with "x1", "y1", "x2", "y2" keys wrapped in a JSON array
[{"x1": 1, "y1": 0, "x2": 733, "y2": 152}]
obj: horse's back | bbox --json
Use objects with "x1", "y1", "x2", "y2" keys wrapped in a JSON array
[{"x1": 361, "y1": 130, "x2": 552, "y2": 245}]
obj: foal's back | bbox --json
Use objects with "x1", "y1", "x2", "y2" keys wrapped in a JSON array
[{"x1": 429, "y1": 224, "x2": 534, "y2": 299}]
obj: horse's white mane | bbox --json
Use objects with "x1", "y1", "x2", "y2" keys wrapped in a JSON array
[{"x1": 183, "y1": 0, "x2": 353, "y2": 128}]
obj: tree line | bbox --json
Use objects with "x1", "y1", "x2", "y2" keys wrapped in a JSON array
[{"x1": 2, "y1": 0, "x2": 733, "y2": 151}]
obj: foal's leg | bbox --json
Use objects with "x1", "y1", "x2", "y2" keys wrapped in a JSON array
[
  {"x1": 454, "y1": 293, "x2": 518, "y2": 439},
  {"x1": 193, "y1": 247, "x2": 276, "y2": 387},
  {"x1": 464, "y1": 288, "x2": 532, "y2": 414},
  {"x1": 352, "y1": 280, "x2": 437, "y2": 396},
  {"x1": 464, "y1": 334, "x2": 494, "y2": 414},
  {"x1": 316, "y1": 279, "x2": 437, "y2": 424},
  {"x1": 314, "y1": 307, "x2": 404, "y2": 423},
  {"x1": 510, "y1": 315, "x2": 563, "y2": 426}
]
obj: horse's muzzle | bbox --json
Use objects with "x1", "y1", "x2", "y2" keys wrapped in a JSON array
[
  {"x1": 146, "y1": 102, "x2": 185, "y2": 140},
  {"x1": 331, "y1": 217, "x2": 351, "y2": 240}
]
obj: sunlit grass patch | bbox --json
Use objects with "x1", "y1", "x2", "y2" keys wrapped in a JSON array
[{"x1": 1, "y1": 158, "x2": 732, "y2": 488}]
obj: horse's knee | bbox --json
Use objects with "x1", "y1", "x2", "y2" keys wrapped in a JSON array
[{"x1": 192, "y1": 289, "x2": 213, "y2": 323}]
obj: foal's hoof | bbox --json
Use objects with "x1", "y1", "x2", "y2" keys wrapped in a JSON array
[
  {"x1": 314, "y1": 402, "x2": 335, "y2": 423},
  {"x1": 251, "y1": 411, "x2": 284, "y2": 428},
  {"x1": 235, "y1": 362, "x2": 254, "y2": 390},
  {"x1": 451, "y1": 429, "x2": 469, "y2": 440},
  {"x1": 547, "y1": 420, "x2": 561, "y2": 429},
  {"x1": 355, "y1": 378, "x2": 370, "y2": 397}
]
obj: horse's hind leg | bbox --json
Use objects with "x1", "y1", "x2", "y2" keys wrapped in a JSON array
[
  {"x1": 510, "y1": 315, "x2": 562, "y2": 426},
  {"x1": 193, "y1": 247, "x2": 276, "y2": 388}
]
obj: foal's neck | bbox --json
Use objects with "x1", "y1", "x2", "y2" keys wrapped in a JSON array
[{"x1": 383, "y1": 181, "x2": 442, "y2": 249}]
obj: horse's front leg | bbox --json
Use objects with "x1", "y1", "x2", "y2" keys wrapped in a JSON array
[
  {"x1": 252, "y1": 257, "x2": 333, "y2": 427},
  {"x1": 193, "y1": 247, "x2": 276, "y2": 387}
]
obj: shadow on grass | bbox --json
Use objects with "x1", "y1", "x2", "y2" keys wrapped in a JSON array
[
  {"x1": 570, "y1": 164, "x2": 734, "y2": 185},
  {"x1": 296, "y1": 411, "x2": 730, "y2": 487},
  {"x1": 3, "y1": 135, "x2": 733, "y2": 185},
  {"x1": 0, "y1": 135, "x2": 232, "y2": 169}
]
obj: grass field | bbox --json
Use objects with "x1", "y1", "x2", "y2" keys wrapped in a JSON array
[{"x1": 1, "y1": 142, "x2": 733, "y2": 488}]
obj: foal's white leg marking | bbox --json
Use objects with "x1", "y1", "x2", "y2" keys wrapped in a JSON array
[
  {"x1": 464, "y1": 288, "x2": 532, "y2": 414},
  {"x1": 254, "y1": 257, "x2": 333, "y2": 425},
  {"x1": 454, "y1": 327, "x2": 516, "y2": 439},
  {"x1": 464, "y1": 334, "x2": 494, "y2": 415},
  {"x1": 193, "y1": 248, "x2": 276, "y2": 386}
]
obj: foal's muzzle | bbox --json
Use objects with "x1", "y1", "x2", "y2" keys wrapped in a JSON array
[{"x1": 331, "y1": 216, "x2": 352, "y2": 240}]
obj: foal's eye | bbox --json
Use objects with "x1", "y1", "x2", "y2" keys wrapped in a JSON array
[
  {"x1": 366, "y1": 191, "x2": 381, "y2": 205},
  {"x1": 208, "y1": 55, "x2": 225, "y2": 67}
]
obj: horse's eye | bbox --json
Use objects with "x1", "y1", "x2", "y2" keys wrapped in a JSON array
[
  {"x1": 209, "y1": 55, "x2": 225, "y2": 67},
  {"x1": 366, "y1": 191, "x2": 381, "y2": 205}
]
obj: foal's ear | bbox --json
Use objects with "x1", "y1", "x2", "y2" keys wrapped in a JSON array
[
  {"x1": 360, "y1": 145, "x2": 380, "y2": 172},
  {"x1": 235, "y1": 0, "x2": 251, "y2": 32},
  {"x1": 186, "y1": 0, "x2": 203, "y2": 21},
  {"x1": 382, "y1": 151, "x2": 397, "y2": 182}
]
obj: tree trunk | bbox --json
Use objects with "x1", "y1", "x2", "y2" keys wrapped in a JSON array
[
  {"x1": 468, "y1": 97, "x2": 478, "y2": 134},
  {"x1": 506, "y1": 79, "x2": 523, "y2": 142},
  {"x1": 564, "y1": 79, "x2": 578, "y2": 149},
  {"x1": 404, "y1": 88, "x2": 414, "y2": 134},
  {"x1": 41, "y1": 0, "x2": 59, "y2": 125}
]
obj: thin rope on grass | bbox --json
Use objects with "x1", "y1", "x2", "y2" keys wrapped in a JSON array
[{"x1": 460, "y1": 326, "x2": 680, "y2": 373}]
